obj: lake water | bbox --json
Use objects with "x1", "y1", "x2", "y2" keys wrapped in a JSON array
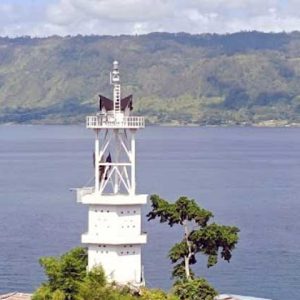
[{"x1": 0, "y1": 126, "x2": 299, "y2": 300}]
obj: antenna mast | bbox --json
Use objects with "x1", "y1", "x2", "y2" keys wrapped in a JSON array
[{"x1": 111, "y1": 60, "x2": 121, "y2": 114}]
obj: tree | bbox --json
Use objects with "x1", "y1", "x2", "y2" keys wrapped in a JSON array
[
  {"x1": 33, "y1": 247, "x2": 179, "y2": 300},
  {"x1": 77, "y1": 266, "x2": 107, "y2": 300},
  {"x1": 147, "y1": 195, "x2": 239, "y2": 281},
  {"x1": 173, "y1": 278, "x2": 217, "y2": 300},
  {"x1": 32, "y1": 247, "x2": 88, "y2": 300},
  {"x1": 140, "y1": 288, "x2": 178, "y2": 300}
]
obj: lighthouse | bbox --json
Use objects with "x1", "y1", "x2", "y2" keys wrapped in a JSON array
[{"x1": 76, "y1": 61, "x2": 147, "y2": 286}]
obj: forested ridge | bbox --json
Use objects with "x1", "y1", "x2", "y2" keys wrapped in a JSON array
[{"x1": 0, "y1": 31, "x2": 300, "y2": 125}]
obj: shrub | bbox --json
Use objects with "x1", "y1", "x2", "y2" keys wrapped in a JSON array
[{"x1": 173, "y1": 278, "x2": 217, "y2": 300}]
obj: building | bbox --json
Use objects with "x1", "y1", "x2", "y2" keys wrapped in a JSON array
[
  {"x1": 214, "y1": 294, "x2": 272, "y2": 300},
  {"x1": 0, "y1": 293, "x2": 32, "y2": 300},
  {"x1": 76, "y1": 61, "x2": 147, "y2": 286}
]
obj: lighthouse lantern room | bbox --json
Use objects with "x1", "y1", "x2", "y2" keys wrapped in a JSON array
[{"x1": 76, "y1": 61, "x2": 147, "y2": 286}]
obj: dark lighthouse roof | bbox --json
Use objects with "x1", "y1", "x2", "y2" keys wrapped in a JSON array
[{"x1": 99, "y1": 94, "x2": 133, "y2": 112}]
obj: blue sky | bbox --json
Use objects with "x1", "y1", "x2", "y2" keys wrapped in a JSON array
[{"x1": 0, "y1": 0, "x2": 299, "y2": 37}]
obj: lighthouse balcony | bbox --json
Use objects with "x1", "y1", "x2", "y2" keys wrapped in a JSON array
[
  {"x1": 81, "y1": 233, "x2": 147, "y2": 245},
  {"x1": 86, "y1": 115, "x2": 145, "y2": 129},
  {"x1": 76, "y1": 187, "x2": 148, "y2": 205}
]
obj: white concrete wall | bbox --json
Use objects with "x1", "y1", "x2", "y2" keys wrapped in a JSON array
[
  {"x1": 88, "y1": 244, "x2": 142, "y2": 284},
  {"x1": 88, "y1": 204, "x2": 142, "y2": 238},
  {"x1": 117, "y1": 205, "x2": 141, "y2": 236},
  {"x1": 88, "y1": 205, "x2": 118, "y2": 237},
  {"x1": 88, "y1": 245, "x2": 118, "y2": 280},
  {"x1": 86, "y1": 203, "x2": 144, "y2": 284},
  {"x1": 115, "y1": 245, "x2": 141, "y2": 283}
]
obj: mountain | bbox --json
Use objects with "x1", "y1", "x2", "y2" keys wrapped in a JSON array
[{"x1": 0, "y1": 31, "x2": 299, "y2": 125}]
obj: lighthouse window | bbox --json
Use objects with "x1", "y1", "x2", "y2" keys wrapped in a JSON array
[
  {"x1": 103, "y1": 245, "x2": 106, "y2": 248},
  {"x1": 133, "y1": 210, "x2": 136, "y2": 214},
  {"x1": 107, "y1": 210, "x2": 110, "y2": 213},
  {"x1": 94, "y1": 209, "x2": 98, "y2": 212},
  {"x1": 101, "y1": 210, "x2": 103, "y2": 213},
  {"x1": 121, "y1": 211, "x2": 124, "y2": 214},
  {"x1": 121, "y1": 251, "x2": 123, "y2": 255},
  {"x1": 126, "y1": 251, "x2": 129, "y2": 254},
  {"x1": 129, "y1": 245, "x2": 133, "y2": 247}
]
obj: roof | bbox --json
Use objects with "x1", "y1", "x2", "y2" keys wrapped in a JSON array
[
  {"x1": 0, "y1": 293, "x2": 32, "y2": 300},
  {"x1": 99, "y1": 94, "x2": 133, "y2": 111},
  {"x1": 215, "y1": 295, "x2": 272, "y2": 300}
]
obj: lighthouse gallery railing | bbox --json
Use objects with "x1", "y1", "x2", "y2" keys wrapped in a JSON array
[{"x1": 86, "y1": 115, "x2": 145, "y2": 128}]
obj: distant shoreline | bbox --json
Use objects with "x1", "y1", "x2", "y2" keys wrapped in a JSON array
[
  {"x1": 0, "y1": 32, "x2": 299, "y2": 130},
  {"x1": 1, "y1": 121, "x2": 300, "y2": 128}
]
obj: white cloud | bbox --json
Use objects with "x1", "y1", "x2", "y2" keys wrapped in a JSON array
[{"x1": 0, "y1": 0, "x2": 300, "y2": 36}]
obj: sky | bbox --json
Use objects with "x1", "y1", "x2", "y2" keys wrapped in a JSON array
[{"x1": 0, "y1": 0, "x2": 298, "y2": 37}]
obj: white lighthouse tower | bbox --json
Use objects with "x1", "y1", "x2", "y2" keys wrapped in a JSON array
[{"x1": 76, "y1": 61, "x2": 147, "y2": 286}]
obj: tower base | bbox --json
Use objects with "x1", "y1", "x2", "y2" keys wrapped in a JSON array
[{"x1": 87, "y1": 244, "x2": 144, "y2": 286}]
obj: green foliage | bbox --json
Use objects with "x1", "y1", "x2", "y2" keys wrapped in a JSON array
[
  {"x1": 33, "y1": 248, "x2": 179, "y2": 300},
  {"x1": 77, "y1": 266, "x2": 109, "y2": 300},
  {"x1": 189, "y1": 223, "x2": 240, "y2": 267},
  {"x1": 140, "y1": 288, "x2": 178, "y2": 300},
  {"x1": 147, "y1": 195, "x2": 239, "y2": 281},
  {"x1": 52, "y1": 290, "x2": 66, "y2": 300},
  {"x1": 0, "y1": 32, "x2": 300, "y2": 125},
  {"x1": 33, "y1": 247, "x2": 87, "y2": 300},
  {"x1": 173, "y1": 278, "x2": 217, "y2": 300},
  {"x1": 32, "y1": 284, "x2": 52, "y2": 300},
  {"x1": 147, "y1": 195, "x2": 213, "y2": 227},
  {"x1": 78, "y1": 283, "x2": 134, "y2": 300}
]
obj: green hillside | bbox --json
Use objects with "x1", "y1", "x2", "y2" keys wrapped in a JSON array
[{"x1": 0, "y1": 32, "x2": 300, "y2": 125}]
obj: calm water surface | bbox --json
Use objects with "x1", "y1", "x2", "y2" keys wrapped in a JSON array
[{"x1": 0, "y1": 126, "x2": 299, "y2": 300}]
